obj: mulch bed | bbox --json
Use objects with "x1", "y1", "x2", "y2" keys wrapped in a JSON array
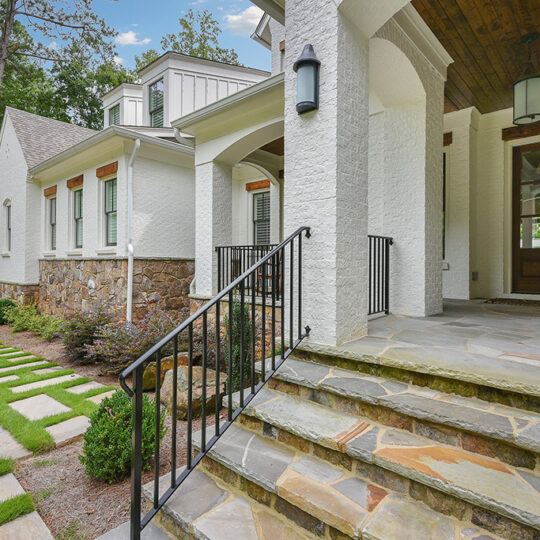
[{"x1": 0, "y1": 324, "x2": 219, "y2": 539}]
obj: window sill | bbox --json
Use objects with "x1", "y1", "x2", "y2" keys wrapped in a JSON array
[
  {"x1": 43, "y1": 251, "x2": 56, "y2": 258},
  {"x1": 95, "y1": 247, "x2": 117, "y2": 256},
  {"x1": 1, "y1": 252, "x2": 10, "y2": 258},
  {"x1": 66, "y1": 249, "x2": 83, "y2": 257}
]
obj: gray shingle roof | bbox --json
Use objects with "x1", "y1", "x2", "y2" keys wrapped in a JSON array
[{"x1": 5, "y1": 107, "x2": 96, "y2": 169}]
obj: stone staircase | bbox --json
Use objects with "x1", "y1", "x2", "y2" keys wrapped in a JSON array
[{"x1": 144, "y1": 347, "x2": 540, "y2": 540}]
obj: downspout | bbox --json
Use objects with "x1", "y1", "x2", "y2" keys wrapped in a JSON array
[{"x1": 126, "y1": 138, "x2": 141, "y2": 323}]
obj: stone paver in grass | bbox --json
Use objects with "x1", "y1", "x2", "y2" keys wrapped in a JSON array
[
  {"x1": 87, "y1": 390, "x2": 115, "y2": 405},
  {"x1": 32, "y1": 366, "x2": 63, "y2": 375},
  {"x1": 9, "y1": 394, "x2": 71, "y2": 421},
  {"x1": 3, "y1": 355, "x2": 37, "y2": 364},
  {"x1": 66, "y1": 381, "x2": 104, "y2": 395},
  {"x1": 0, "y1": 426, "x2": 30, "y2": 460},
  {"x1": 0, "y1": 350, "x2": 20, "y2": 357},
  {"x1": 0, "y1": 511, "x2": 54, "y2": 540},
  {"x1": 46, "y1": 416, "x2": 90, "y2": 445},
  {"x1": 10, "y1": 373, "x2": 81, "y2": 394},
  {"x1": 0, "y1": 474, "x2": 24, "y2": 503},
  {"x1": 0, "y1": 375, "x2": 18, "y2": 384},
  {"x1": 0, "y1": 361, "x2": 49, "y2": 374}
]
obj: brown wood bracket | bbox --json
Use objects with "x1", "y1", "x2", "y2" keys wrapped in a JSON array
[
  {"x1": 67, "y1": 175, "x2": 84, "y2": 189},
  {"x1": 96, "y1": 161, "x2": 118, "y2": 178},
  {"x1": 443, "y1": 132, "x2": 453, "y2": 147},
  {"x1": 279, "y1": 40, "x2": 285, "y2": 52},
  {"x1": 502, "y1": 124, "x2": 540, "y2": 142},
  {"x1": 43, "y1": 185, "x2": 57, "y2": 197},
  {"x1": 246, "y1": 179, "x2": 270, "y2": 191}
]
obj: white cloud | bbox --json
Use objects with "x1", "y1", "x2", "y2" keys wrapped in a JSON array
[
  {"x1": 224, "y1": 6, "x2": 263, "y2": 35},
  {"x1": 115, "y1": 31, "x2": 151, "y2": 46},
  {"x1": 114, "y1": 56, "x2": 124, "y2": 66},
  {"x1": 48, "y1": 41, "x2": 58, "y2": 50},
  {"x1": 190, "y1": 0, "x2": 207, "y2": 5}
]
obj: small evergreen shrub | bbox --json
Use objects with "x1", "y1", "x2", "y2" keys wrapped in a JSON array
[
  {"x1": 80, "y1": 390, "x2": 166, "y2": 483},
  {"x1": 61, "y1": 306, "x2": 115, "y2": 364},
  {"x1": 0, "y1": 299, "x2": 15, "y2": 325},
  {"x1": 86, "y1": 308, "x2": 179, "y2": 374},
  {"x1": 224, "y1": 299, "x2": 252, "y2": 393},
  {"x1": 4, "y1": 304, "x2": 63, "y2": 341}
]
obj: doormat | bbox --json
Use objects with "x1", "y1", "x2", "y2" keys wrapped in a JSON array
[{"x1": 485, "y1": 298, "x2": 540, "y2": 306}]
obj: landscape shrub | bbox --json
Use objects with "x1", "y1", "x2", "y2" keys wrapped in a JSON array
[
  {"x1": 0, "y1": 299, "x2": 15, "y2": 325},
  {"x1": 224, "y1": 298, "x2": 252, "y2": 392},
  {"x1": 4, "y1": 304, "x2": 63, "y2": 341},
  {"x1": 86, "y1": 308, "x2": 179, "y2": 374},
  {"x1": 80, "y1": 390, "x2": 166, "y2": 483},
  {"x1": 61, "y1": 306, "x2": 115, "y2": 364}
]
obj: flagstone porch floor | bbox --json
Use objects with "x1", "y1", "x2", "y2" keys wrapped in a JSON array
[{"x1": 299, "y1": 300, "x2": 540, "y2": 398}]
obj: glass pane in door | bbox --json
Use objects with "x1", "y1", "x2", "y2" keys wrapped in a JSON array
[{"x1": 520, "y1": 216, "x2": 540, "y2": 249}]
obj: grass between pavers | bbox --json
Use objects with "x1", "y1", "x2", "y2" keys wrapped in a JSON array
[
  {"x1": 0, "y1": 347, "x2": 116, "y2": 454},
  {"x1": 0, "y1": 493, "x2": 35, "y2": 525},
  {"x1": 0, "y1": 458, "x2": 13, "y2": 476}
]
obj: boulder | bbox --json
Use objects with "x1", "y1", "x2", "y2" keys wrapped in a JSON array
[
  {"x1": 142, "y1": 353, "x2": 188, "y2": 391},
  {"x1": 160, "y1": 366, "x2": 224, "y2": 420}
]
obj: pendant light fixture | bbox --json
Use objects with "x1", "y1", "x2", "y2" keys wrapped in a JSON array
[{"x1": 513, "y1": 32, "x2": 540, "y2": 125}]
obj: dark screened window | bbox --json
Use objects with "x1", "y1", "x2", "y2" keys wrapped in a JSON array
[
  {"x1": 74, "y1": 189, "x2": 83, "y2": 248},
  {"x1": 149, "y1": 79, "x2": 164, "y2": 127},
  {"x1": 105, "y1": 179, "x2": 117, "y2": 246},
  {"x1": 253, "y1": 191, "x2": 270, "y2": 245},
  {"x1": 109, "y1": 104, "x2": 120, "y2": 126},
  {"x1": 49, "y1": 197, "x2": 56, "y2": 250}
]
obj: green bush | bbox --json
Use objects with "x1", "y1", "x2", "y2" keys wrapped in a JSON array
[
  {"x1": 224, "y1": 299, "x2": 252, "y2": 393},
  {"x1": 80, "y1": 390, "x2": 166, "y2": 483},
  {"x1": 0, "y1": 299, "x2": 15, "y2": 325},
  {"x1": 61, "y1": 306, "x2": 115, "y2": 364},
  {"x1": 4, "y1": 304, "x2": 63, "y2": 341}
]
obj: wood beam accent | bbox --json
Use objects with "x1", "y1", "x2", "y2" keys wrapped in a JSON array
[
  {"x1": 443, "y1": 132, "x2": 453, "y2": 147},
  {"x1": 502, "y1": 123, "x2": 540, "y2": 141},
  {"x1": 279, "y1": 40, "x2": 285, "y2": 52},
  {"x1": 260, "y1": 137, "x2": 284, "y2": 156},
  {"x1": 67, "y1": 175, "x2": 83, "y2": 189},
  {"x1": 246, "y1": 179, "x2": 270, "y2": 191},
  {"x1": 43, "y1": 185, "x2": 57, "y2": 197},
  {"x1": 96, "y1": 161, "x2": 118, "y2": 178}
]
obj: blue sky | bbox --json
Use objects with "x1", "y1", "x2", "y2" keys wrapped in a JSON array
[{"x1": 93, "y1": 0, "x2": 271, "y2": 71}]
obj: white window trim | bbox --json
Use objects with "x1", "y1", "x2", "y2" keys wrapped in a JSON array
[
  {"x1": 98, "y1": 174, "x2": 118, "y2": 251},
  {"x1": 70, "y1": 187, "x2": 83, "y2": 251},
  {"x1": 45, "y1": 195, "x2": 57, "y2": 253},
  {"x1": 252, "y1": 189, "x2": 271, "y2": 246},
  {"x1": 3, "y1": 199, "x2": 11, "y2": 256}
]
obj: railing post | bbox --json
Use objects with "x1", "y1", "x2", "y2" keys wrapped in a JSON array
[{"x1": 130, "y1": 365, "x2": 143, "y2": 540}]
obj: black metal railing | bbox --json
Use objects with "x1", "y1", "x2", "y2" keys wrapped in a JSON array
[
  {"x1": 368, "y1": 235, "x2": 393, "y2": 315},
  {"x1": 216, "y1": 244, "x2": 278, "y2": 297},
  {"x1": 119, "y1": 226, "x2": 311, "y2": 540}
]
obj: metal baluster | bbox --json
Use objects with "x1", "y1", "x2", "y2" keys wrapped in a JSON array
[
  {"x1": 130, "y1": 365, "x2": 143, "y2": 540},
  {"x1": 228, "y1": 290, "x2": 233, "y2": 421},
  {"x1": 171, "y1": 335, "x2": 178, "y2": 488},
  {"x1": 201, "y1": 311, "x2": 207, "y2": 452},
  {"x1": 251, "y1": 267, "x2": 256, "y2": 394},
  {"x1": 298, "y1": 233, "x2": 302, "y2": 340},
  {"x1": 369, "y1": 237, "x2": 372, "y2": 315},
  {"x1": 187, "y1": 324, "x2": 193, "y2": 468},
  {"x1": 281, "y1": 247, "x2": 285, "y2": 359},
  {"x1": 290, "y1": 239, "x2": 294, "y2": 350},
  {"x1": 385, "y1": 239, "x2": 391, "y2": 314},
  {"x1": 240, "y1": 281, "x2": 245, "y2": 407},
  {"x1": 154, "y1": 352, "x2": 161, "y2": 509},
  {"x1": 215, "y1": 301, "x2": 220, "y2": 436},
  {"x1": 271, "y1": 253, "x2": 276, "y2": 370},
  {"x1": 262, "y1": 261, "x2": 266, "y2": 379}
]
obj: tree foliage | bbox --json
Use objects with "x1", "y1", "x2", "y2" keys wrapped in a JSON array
[
  {"x1": 134, "y1": 48, "x2": 159, "y2": 72},
  {"x1": 160, "y1": 9, "x2": 240, "y2": 66}
]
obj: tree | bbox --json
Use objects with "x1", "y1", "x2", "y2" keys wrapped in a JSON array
[
  {"x1": 0, "y1": 0, "x2": 116, "y2": 88},
  {"x1": 134, "y1": 48, "x2": 159, "y2": 72},
  {"x1": 160, "y1": 9, "x2": 240, "y2": 66},
  {"x1": 50, "y1": 42, "x2": 135, "y2": 129}
]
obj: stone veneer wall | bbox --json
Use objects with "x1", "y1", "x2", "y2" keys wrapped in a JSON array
[
  {"x1": 0, "y1": 282, "x2": 40, "y2": 305},
  {"x1": 38, "y1": 258, "x2": 194, "y2": 320}
]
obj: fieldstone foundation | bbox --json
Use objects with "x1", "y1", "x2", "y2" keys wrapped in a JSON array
[
  {"x1": 0, "y1": 282, "x2": 39, "y2": 305},
  {"x1": 38, "y1": 258, "x2": 194, "y2": 320}
]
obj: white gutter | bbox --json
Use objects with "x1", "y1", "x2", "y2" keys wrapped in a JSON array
[
  {"x1": 126, "y1": 138, "x2": 141, "y2": 323},
  {"x1": 173, "y1": 127, "x2": 195, "y2": 147}
]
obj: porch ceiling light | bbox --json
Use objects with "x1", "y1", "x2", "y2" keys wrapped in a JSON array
[
  {"x1": 293, "y1": 44, "x2": 320, "y2": 115},
  {"x1": 513, "y1": 32, "x2": 540, "y2": 126}
]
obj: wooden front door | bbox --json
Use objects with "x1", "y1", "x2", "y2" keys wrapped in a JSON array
[{"x1": 512, "y1": 142, "x2": 540, "y2": 293}]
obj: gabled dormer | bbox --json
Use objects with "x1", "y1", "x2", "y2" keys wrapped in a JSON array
[{"x1": 101, "y1": 83, "x2": 144, "y2": 128}]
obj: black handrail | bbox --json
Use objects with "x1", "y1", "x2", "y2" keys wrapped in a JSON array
[
  {"x1": 368, "y1": 235, "x2": 393, "y2": 315},
  {"x1": 119, "y1": 226, "x2": 311, "y2": 539}
]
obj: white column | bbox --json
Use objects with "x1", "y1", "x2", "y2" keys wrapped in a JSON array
[
  {"x1": 194, "y1": 161, "x2": 232, "y2": 297},
  {"x1": 283, "y1": 1, "x2": 370, "y2": 346}
]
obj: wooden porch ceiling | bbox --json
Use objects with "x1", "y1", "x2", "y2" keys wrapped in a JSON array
[{"x1": 411, "y1": 0, "x2": 540, "y2": 114}]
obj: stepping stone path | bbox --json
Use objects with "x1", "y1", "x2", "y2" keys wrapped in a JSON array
[
  {"x1": 66, "y1": 381, "x2": 104, "y2": 394},
  {"x1": 0, "y1": 360, "x2": 48, "y2": 374},
  {"x1": 9, "y1": 394, "x2": 71, "y2": 421},
  {"x1": 11, "y1": 373, "x2": 81, "y2": 394},
  {"x1": 87, "y1": 390, "x2": 115, "y2": 404},
  {"x1": 46, "y1": 416, "x2": 91, "y2": 445},
  {"x1": 0, "y1": 426, "x2": 30, "y2": 460}
]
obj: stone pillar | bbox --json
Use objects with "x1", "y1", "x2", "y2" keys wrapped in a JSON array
[
  {"x1": 283, "y1": 1, "x2": 370, "y2": 346},
  {"x1": 194, "y1": 161, "x2": 233, "y2": 297}
]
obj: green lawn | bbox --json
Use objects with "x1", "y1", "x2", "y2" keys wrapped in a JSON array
[{"x1": 0, "y1": 344, "x2": 115, "y2": 454}]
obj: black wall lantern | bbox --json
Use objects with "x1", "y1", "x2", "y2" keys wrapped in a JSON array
[
  {"x1": 293, "y1": 44, "x2": 321, "y2": 114},
  {"x1": 513, "y1": 32, "x2": 540, "y2": 125}
]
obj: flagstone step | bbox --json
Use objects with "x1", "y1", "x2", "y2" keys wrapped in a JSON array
[
  {"x1": 192, "y1": 422, "x2": 503, "y2": 539},
  {"x1": 10, "y1": 373, "x2": 81, "y2": 394},
  {"x1": 143, "y1": 461, "x2": 500, "y2": 540},
  {"x1": 231, "y1": 388, "x2": 540, "y2": 533},
  {"x1": 295, "y1": 339, "x2": 540, "y2": 410},
  {"x1": 0, "y1": 360, "x2": 49, "y2": 374},
  {"x1": 256, "y1": 357, "x2": 540, "y2": 462}
]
